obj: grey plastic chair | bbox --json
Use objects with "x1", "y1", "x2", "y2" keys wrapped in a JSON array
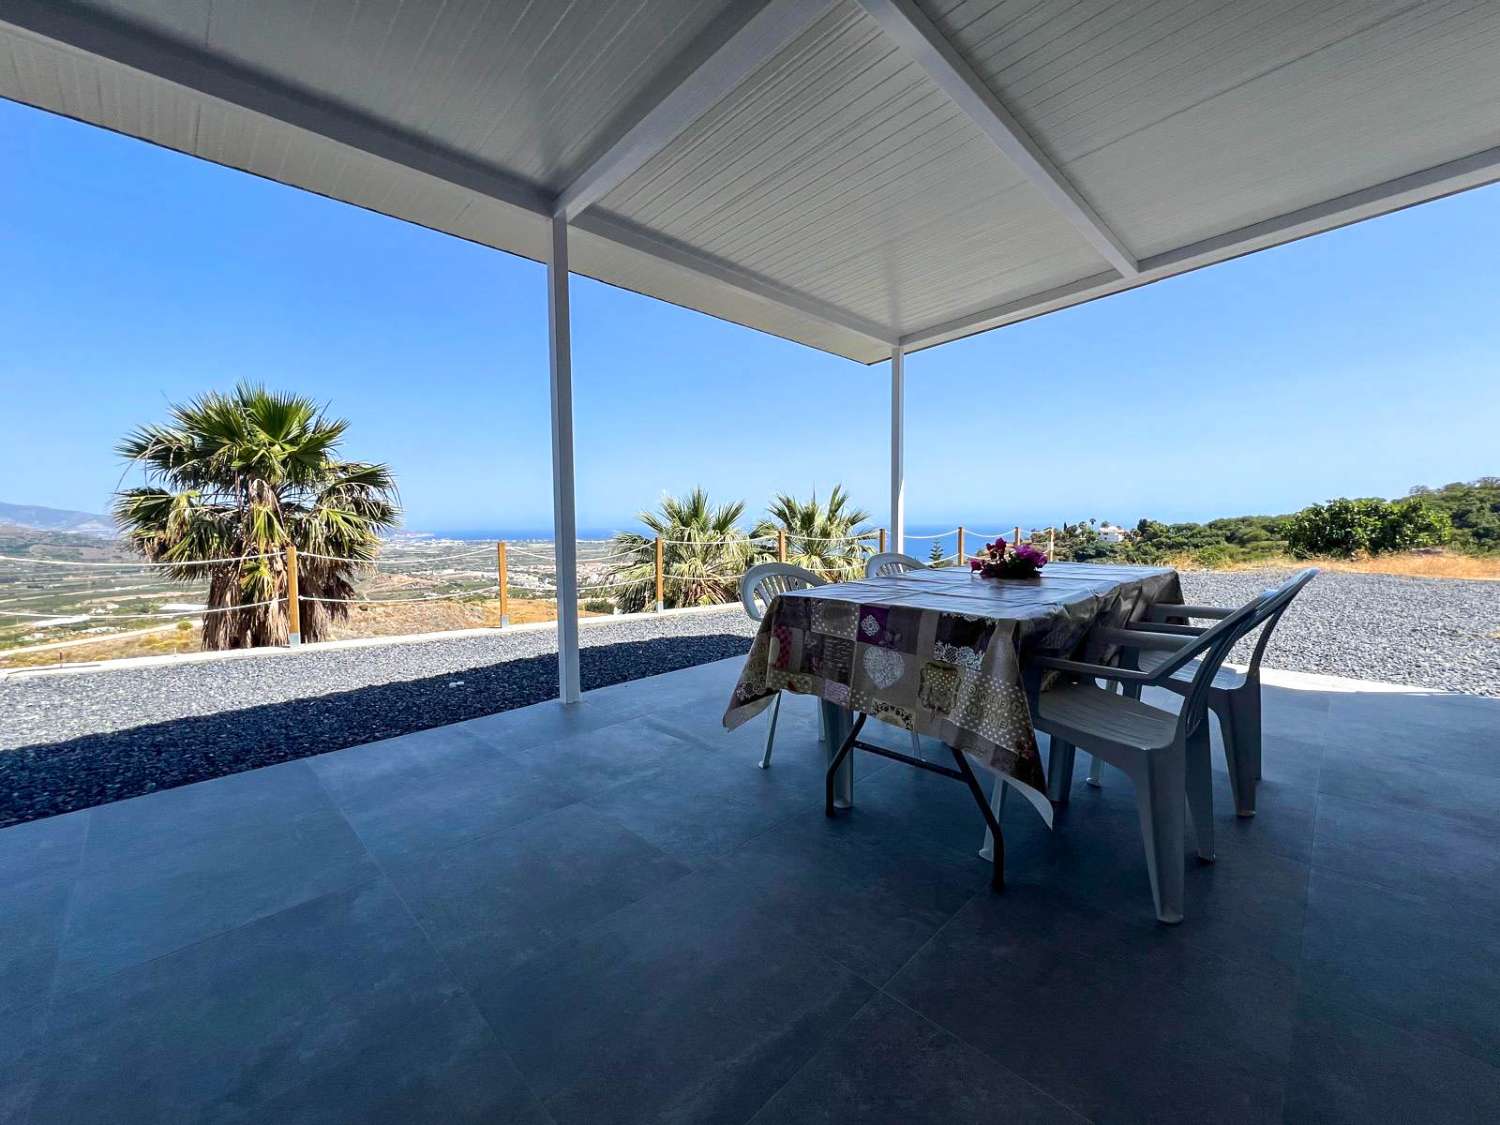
[
  {"x1": 1085, "y1": 568, "x2": 1318, "y2": 816},
  {"x1": 864, "y1": 551, "x2": 927, "y2": 578},
  {"x1": 996, "y1": 591, "x2": 1275, "y2": 923},
  {"x1": 740, "y1": 563, "x2": 827, "y2": 769}
]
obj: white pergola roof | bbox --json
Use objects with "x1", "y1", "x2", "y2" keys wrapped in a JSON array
[{"x1": 5, "y1": 0, "x2": 1499, "y2": 365}]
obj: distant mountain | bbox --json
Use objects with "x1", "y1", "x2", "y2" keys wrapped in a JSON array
[{"x1": 0, "y1": 501, "x2": 117, "y2": 539}]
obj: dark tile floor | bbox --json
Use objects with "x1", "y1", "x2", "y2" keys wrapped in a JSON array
[{"x1": 3, "y1": 658, "x2": 1498, "y2": 1124}]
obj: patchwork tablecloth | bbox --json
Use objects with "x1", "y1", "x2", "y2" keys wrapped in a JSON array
[{"x1": 724, "y1": 563, "x2": 1183, "y2": 814}]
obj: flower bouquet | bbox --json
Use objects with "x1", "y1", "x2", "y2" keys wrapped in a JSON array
[{"x1": 969, "y1": 536, "x2": 1048, "y2": 579}]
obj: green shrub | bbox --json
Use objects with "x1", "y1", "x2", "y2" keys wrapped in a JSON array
[
  {"x1": 1190, "y1": 545, "x2": 1235, "y2": 569},
  {"x1": 1287, "y1": 496, "x2": 1451, "y2": 557}
]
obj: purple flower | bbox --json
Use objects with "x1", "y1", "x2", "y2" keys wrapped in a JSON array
[
  {"x1": 969, "y1": 557, "x2": 983, "y2": 571},
  {"x1": 1014, "y1": 544, "x2": 1048, "y2": 568}
]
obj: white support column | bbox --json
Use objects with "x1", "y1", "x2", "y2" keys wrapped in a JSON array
[
  {"x1": 889, "y1": 345, "x2": 905, "y2": 555},
  {"x1": 548, "y1": 214, "x2": 582, "y2": 704}
]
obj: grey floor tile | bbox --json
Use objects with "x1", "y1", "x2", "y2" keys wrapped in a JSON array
[
  {"x1": 1300, "y1": 868, "x2": 1500, "y2": 1067},
  {"x1": 1, "y1": 871, "x2": 74, "y2": 1019},
  {"x1": 476, "y1": 871, "x2": 873, "y2": 1125},
  {"x1": 1006, "y1": 789, "x2": 1311, "y2": 974},
  {"x1": 749, "y1": 993, "x2": 1084, "y2": 1124},
  {"x1": 310, "y1": 725, "x2": 576, "y2": 860},
  {"x1": 1284, "y1": 990, "x2": 1500, "y2": 1125},
  {"x1": 1322, "y1": 692, "x2": 1500, "y2": 774},
  {"x1": 1311, "y1": 791, "x2": 1500, "y2": 910},
  {"x1": 453, "y1": 694, "x2": 657, "y2": 754},
  {"x1": 849, "y1": 752, "x2": 1016, "y2": 858},
  {"x1": 82, "y1": 761, "x2": 336, "y2": 870},
  {"x1": 584, "y1": 660, "x2": 741, "y2": 715},
  {"x1": 1214, "y1": 772, "x2": 1320, "y2": 865},
  {"x1": 0, "y1": 1004, "x2": 47, "y2": 1125},
  {"x1": 1077, "y1": 740, "x2": 1321, "y2": 866},
  {"x1": 886, "y1": 888, "x2": 1295, "y2": 1123},
  {"x1": 0, "y1": 812, "x2": 87, "y2": 885},
  {"x1": 385, "y1": 805, "x2": 691, "y2": 985},
  {"x1": 713, "y1": 813, "x2": 988, "y2": 984},
  {"x1": 1318, "y1": 748, "x2": 1500, "y2": 838},
  {"x1": 645, "y1": 691, "x2": 825, "y2": 753},
  {"x1": 503, "y1": 719, "x2": 706, "y2": 790},
  {"x1": 54, "y1": 796, "x2": 379, "y2": 990},
  {"x1": 580, "y1": 739, "x2": 829, "y2": 865},
  {"x1": 1, "y1": 787, "x2": 88, "y2": 1021},
  {"x1": 32, "y1": 880, "x2": 548, "y2": 1125}
]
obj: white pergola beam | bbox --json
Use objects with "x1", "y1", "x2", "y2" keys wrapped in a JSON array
[
  {"x1": 0, "y1": 0, "x2": 552, "y2": 214},
  {"x1": 547, "y1": 216, "x2": 581, "y2": 705},
  {"x1": 901, "y1": 140, "x2": 1500, "y2": 351},
  {"x1": 574, "y1": 212, "x2": 896, "y2": 345},
  {"x1": 889, "y1": 345, "x2": 905, "y2": 555},
  {"x1": 0, "y1": 0, "x2": 894, "y2": 353},
  {"x1": 856, "y1": 0, "x2": 1138, "y2": 279},
  {"x1": 555, "y1": 0, "x2": 832, "y2": 221}
]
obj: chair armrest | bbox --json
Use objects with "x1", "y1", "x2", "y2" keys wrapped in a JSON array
[
  {"x1": 1125, "y1": 621, "x2": 1204, "y2": 637},
  {"x1": 1146, "y1": 602, "x2": 1231, "y2": 622},
  {"x1": 1094, "y1": 626, "x2": 1194, "y2": 652},
  {"x1": 1033, "y1": 654, "x2": 1154, "y2": 684}
]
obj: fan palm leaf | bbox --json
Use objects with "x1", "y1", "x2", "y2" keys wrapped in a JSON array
[
  {"x1": 752, "y1": 485, "x2": 875, "y2": 581},
  {"x1": 604, "y1": 488, "x2": 769, "y2": 612},
  {"x1": 113, "y1": 383, "x2": 400, "y2": 649}
]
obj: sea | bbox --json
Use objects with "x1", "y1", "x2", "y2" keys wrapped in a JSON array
[{"x1": 419, "y1": 522, "x2": 1053, "y2": 557}]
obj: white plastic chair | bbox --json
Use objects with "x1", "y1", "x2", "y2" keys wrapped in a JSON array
[
  {"x1": 991, "y1": 592, "x2": 1273, "y2": 923},
  {"x1": 740, "y1": 561, "x2": 927, "y2": 770},
  {"x1": 1085, "y1": 568, "x2": 1318, "y2": 816},
  {"x1": 864, "y1": 551, "x2": 927, "y2": 578},
  {"x1": 741, "y1": 563, "x2": 826, "y2": 769}
]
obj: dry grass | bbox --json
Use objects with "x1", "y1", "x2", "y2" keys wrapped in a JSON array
[
  {"x1": 324, "y1": 595, "x2": 595, "y2": 638},
  {"x1": 0, "y1": 597, "x2": 599, "y2": 669},
  {"x1": 0, "y1": 623, "x2": 202, "y2": 669},
  {"x1": 1173, "y1": 549, "x2": 1500, "y2": 581}
]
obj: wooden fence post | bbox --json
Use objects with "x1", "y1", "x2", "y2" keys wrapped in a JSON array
[
  {"x1": 956, "y1": 526, "x2": 965, "y2": 565},
  {"x1": 878, "y1": 527, "x2": 886, "y2": 553},
  {"x1": 777, "y1": 529, "x2": 787, "y2": 563},
  {"x1": 1048, "y1": 528, "x2": 1056, "y2": 557},
  {"x1": 497, "y1": 541, "x2": 509, "y2": 627},
  {"x1": 285, "y1": 543, "x2": 301, "y2": 647},
  {"x1": 654, "y1": 536, "x2": 665, "y2": 612},
  {"x1": 1014, "y1": 525, "x2": 1022, "y2": 548}
]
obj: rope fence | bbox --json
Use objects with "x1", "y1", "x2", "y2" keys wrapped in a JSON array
[{"x1": 1, "y1": 524, "x2": 1067, "y2": 657}]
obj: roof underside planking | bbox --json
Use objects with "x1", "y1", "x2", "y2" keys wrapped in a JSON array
[{"x1": 2, "y1": 0, "x2": 1498, "y2": 365}]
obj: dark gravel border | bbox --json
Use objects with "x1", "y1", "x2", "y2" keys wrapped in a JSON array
[{"x1": 0, "y1": 633, "x2": 751, "y2": 829}]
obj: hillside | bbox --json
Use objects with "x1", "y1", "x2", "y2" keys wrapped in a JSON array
[{"x1": 0, "y1": 501, "x2": 116, "y2": 539}]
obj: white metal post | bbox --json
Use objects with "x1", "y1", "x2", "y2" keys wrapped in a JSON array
[
  {"x1": 889, "y1": 345, "x2": 905, "y2": 555},
  {"x1": 548, "y1": 214, "x2": 582, "y2": 704}
]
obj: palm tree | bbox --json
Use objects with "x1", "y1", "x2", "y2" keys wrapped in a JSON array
[
  {"x1": 753, "y1": 485, "x2": 874, "y2": 580},
  {"x1": 114, "y1": 384, "x2": 400, "y2": 649},
  {"x1": 604, "y1": 488, "x2": 764, "y2": 613}
]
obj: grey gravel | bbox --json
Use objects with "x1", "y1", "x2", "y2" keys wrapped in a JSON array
[
  {"x1": 1180, "y1": 568, "x2": 1500, "y2": 697},
  {"x1": 0, "y1": 610, "x2": 756, "y2": 752}
]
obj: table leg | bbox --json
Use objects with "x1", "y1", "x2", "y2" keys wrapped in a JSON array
[{"x1": 820, "y1": 701, "x2": 854, "y2": 809}]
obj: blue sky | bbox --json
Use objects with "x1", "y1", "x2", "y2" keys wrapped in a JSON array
[{"x1": 2, "y1": 97, "x2": 1496, "y2": 536}]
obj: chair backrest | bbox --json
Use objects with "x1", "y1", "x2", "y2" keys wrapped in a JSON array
[
  {"x1": 740, "y1": 562, "x2": 826, "y2": 622},
  {"x1": 1243, "y1": 567, "x2": 1319, "y2": 675},
  {"x1": 864, "y1": 552, "x2": 927, "y2": 579},
  {"x1": 1162, "y1": 569, "x2": 1316, "y2": 738},
  {"x1": 1145, "y1": 589, "x2": 1278, "y2": 740}
]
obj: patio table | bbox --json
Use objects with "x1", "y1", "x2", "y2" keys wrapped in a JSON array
[{"x1": 723, "y1": 562, "x2": 1183, "y2": 832}]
